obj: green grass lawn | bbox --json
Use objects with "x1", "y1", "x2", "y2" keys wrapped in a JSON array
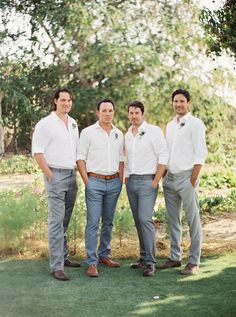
[{"x1": 0, "y1": 253, "x2": 236, "y2": 317}]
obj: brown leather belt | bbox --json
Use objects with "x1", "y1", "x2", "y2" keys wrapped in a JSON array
[{"x1": 88, "y1": 172, "x2": 119, "y2": 180}]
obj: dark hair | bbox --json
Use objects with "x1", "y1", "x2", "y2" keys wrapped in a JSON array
[
  {"x1": 51, "y1": 88, "x2": 73, "y2": 111},
  {"x1": 97, "y1": 98, "x2": 115, "y2": 111},
  {"x1": 172, "y1": 89, "x2": 191, "y2": 102},
  {"x1": 128, "y1": 101, "x2": 145, "y2": 114}
]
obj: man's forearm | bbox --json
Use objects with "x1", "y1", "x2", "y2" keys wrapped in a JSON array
[
  {"x1": 34, "y1": 153, "x2": 52, "y2": 180},
  {"x1": 153, "y1": 164, "x2": 166, "y2": 188},
  {"x1": 77, "y1": 160, "x2": 88, "y2": 185},
  {"x1": 190, "y1": 164, "x2": 202, "y2": 186},
  {"x1": 118, "y1": 161, "x2": 124, "y2": 182}
]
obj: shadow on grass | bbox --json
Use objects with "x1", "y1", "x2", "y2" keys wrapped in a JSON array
[{"x1": 0, "y1": 254, "x2": 235, "y2": 317}]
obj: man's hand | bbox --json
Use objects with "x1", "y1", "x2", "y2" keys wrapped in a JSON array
[
  {"x1": 46, "y1": 170, "x2": 53, "y2": 182},
  {"x1": 152, "y1": 179, "x2": 159, "y2": 189}
]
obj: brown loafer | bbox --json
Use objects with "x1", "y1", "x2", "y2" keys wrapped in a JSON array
[
  {"x1": 99, "y1": 257, "x2": 120, "y2": 268},
  {"x1": 143, "y1": 264, "x2": 156, "y2": 277},
  {"x1": 130, "y1": 258, "x2": 145, "y2": 269},
  {"x1": 180, "y1": 263, "x2": 198, "y2": 275},
  {"x1": 86, "y1": 264, "x2": 99, "y2": 277},
  {"x1": 52, "y1": 270, "x2": 70, "y2": 281},
  {"x1": 64, "y1": 258, "x2": 81, "y2": 268},
  {"x1": 158, "y1": 258, "x2": 181, "y2": 269}
]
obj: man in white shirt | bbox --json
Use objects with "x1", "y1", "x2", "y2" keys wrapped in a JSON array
[
  {"x1": 125, "y1": 101, "x2": 168, "y2": 277},
  {"x1": 32, "y1": 88, "x2": 81, "y2": 281},
  {"x1": 160, "y1": 89, "x2": 208, "y2": 275},
  {"x1": 77, "y1": 99, "x2": 124, "y2": 277}
]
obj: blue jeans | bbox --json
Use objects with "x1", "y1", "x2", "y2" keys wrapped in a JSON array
[
  {"x1": 85, "y1": 176, "x2": 122, "y2": 265},
  {"x1": 44, "y1": 168, "x2": 78, "y2": 272},
  {"x1": 126, "y1": 174, "x2": 158, "y2": 265}
]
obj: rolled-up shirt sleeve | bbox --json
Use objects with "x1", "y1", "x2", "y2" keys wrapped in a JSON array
[
  {"x1": 192, "y1": 120, "x2": 208, "y2": 165},
  {"x1": 32, "y1": 121, "x2": 49, "y2": 156},
  {"x1": 119, "y1": 133, "x2": 124, "y2": 162},
  {"x1": 153, "y1": 128, "x2": 169, "y2": 165},
  {"x1": 77, "y1": 129, "x2": 89, "y2": 161}
]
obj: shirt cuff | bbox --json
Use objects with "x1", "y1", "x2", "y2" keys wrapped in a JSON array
[
  {"x1": 158, "y1": 159, "x2": 168, "y2": 165},
  {"x1": 194, "y1": 158, "x2": 205, "y2": 165},
  {"x1": 32, "y1": 146, "x2": 44, "y2": 156},
  {"x1": 77, "y1": 154, "x2": 87, "y2": 161}
]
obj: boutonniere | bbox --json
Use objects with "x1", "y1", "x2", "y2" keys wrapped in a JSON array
[
  {"x1": 114, "y1": 132, "x2": 118, "y2": 140},
  {"x1": 179, "y1": 122, "x2": 185, "y2": 129},
  {"x1": 139, "y1": 131, "x2": 145, "y2": 139},
  {"x1": 72, "y1": 123, "x2": 77, "y2": 129}
]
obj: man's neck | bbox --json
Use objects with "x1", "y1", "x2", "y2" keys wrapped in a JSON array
[
  {"x1": 176, "y1": 112, "x2": 189, "y2": 123},
  {"x1": 99, "y1": 121, "x2": 113, "y2": 134},
  {"x1": 55, "y1": 111, "x2": 68, "y2": 126},
  {"x1": 132, "y1": 121, "x2": 143, "y2": 136}
]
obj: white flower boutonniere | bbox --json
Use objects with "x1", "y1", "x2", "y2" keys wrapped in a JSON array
[
  {"x1": 179, "y1": 122, "x2": 185, "y2": 129},
  {"x1": 139, "y1": 131, "x2": 145, "y2": 139},
  {"x1": 72, "y1": 123, "x2": 77, "y2": 129},
  {"x1": 114, "y1": 132, "x2": 118, "y2": 140}
]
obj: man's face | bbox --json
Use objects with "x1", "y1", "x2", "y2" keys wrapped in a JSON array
[
  {"x1": 97, "y1": 102, "x2": 114, "y2": 124},
  {"x1": 54, "y1": 92, "x2": 72, "y2": 114},
  {"x1": 172, "y1": 94, "x2": 190, "y2": 117},
  {"x1": 128, "y1": 106, "x2": 144, "y2": 127}
]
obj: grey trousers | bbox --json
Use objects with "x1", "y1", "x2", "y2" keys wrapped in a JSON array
[
  {"x1": 126, "y1": 174, "x2": 158, "y2": 265},
  {"x1": 163, "y1": 170, "x2": 202, "y2": 265},
  {"x1": 44, "y1": 168, "x2": 78, "y2": 272}
]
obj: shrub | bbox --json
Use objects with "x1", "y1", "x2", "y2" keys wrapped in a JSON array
[{"x1": 0, "y1": 155, "x2": 39, "y2": 174}]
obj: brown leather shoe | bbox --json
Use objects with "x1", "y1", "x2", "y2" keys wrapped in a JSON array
[
  {"x1": 180, "y1": 263, "x2": 198, "y2": 275},
  {"x1": 99, "y1": 257, "x2": 120, "y2": 268},
  {"x1": 130, "y1": 258, "x2": 145, "y2": 269},
  {"x1": 52, "y1": 270, "x2": 70, "y2": 281},
  {"x1": 158, "y1": 258, "x2": 181, "y2": 269},
  {"x1": 143, "y1": 264, "x2": 156, "y2": 277},
  {"x1": 64, "y1": 258, "x2": 81, "y2": 268},
  {"x1": 86, "y1": 264, "x2": 99, "y2": 277}
]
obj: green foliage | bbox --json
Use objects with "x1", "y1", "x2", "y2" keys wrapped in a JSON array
[
  {"x1": 114, "y1": 190, "x2": 135, "y2": 246},
  {"x1": 67, "y1": 182, "x2": 87, "y2": 255},
  {"x1": 200, "y1": 170, "x2": 236, "y2": 191},
  {"x1": 0, "y1": 0, "x2": 235, "y2": 161},
  {"x1": 201, "y1": 1, "x2": 236, "y2": 60},
  {"x1": 0, "y1": 185, "x2": 47, "y2": 252},
  {"x1": 0, "y1": 155, "x2": 39, "y2": 174},
  {"x1": 200, "y1": 190, "x2": 236, "y2": 215}
]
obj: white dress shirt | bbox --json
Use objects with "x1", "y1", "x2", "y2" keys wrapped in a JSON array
[
  {"x1": 125, "y1": 121, "x2": 169, "y2": 177},
  {"x1": 166, "y1": 112, "x2": 208, "y2": 174},
  {"x1": 32, "y1": 112, "x2": 79, "y2": 169},
  {"x1": 77, "y1": 121, "x2": 123, "y2": 175}
]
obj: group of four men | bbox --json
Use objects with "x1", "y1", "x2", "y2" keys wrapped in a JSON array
[{"x1": 32, "y1": 88, "x2": 207, "y2": 281}]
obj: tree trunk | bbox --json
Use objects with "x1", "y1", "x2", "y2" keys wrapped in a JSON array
[{"x1": 0, "y1": 92, "x2": 4, "y2": 155}]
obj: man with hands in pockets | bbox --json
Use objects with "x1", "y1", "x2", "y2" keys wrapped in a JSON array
[
  {"x1": 125, "y1": 101, "x2": 169, "y2": 277},
  {"x1": 77, "y1": 99, "x2": 124, "y2": 278},
  {"x1": 32, "y1": 88, "x2": 81, "y2": 281}
]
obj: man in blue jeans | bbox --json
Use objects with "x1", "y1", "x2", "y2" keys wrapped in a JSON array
[
  {"x1": 32, "y1": 88, "x2": 81, "y2": 281},
  {"x1": 78, "y1": 99, "x2": 124, "y2": 277},
  {"x1": 125, "y1": 101, "x2": 168, "y2": 277}
]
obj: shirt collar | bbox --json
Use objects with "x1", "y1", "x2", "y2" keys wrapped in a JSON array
[
  {"x1": 174, "y1": 112, "x2": 191, "y2": 124},
  {"x1": 95, "y1": 121, "x2": 117, "y2": 131},
  {"x1": 51, "y1": 111, "x2": 71, "y2": 122},
  {"x1": 128, "y1": 120, "x2": 147, "y2": 132}
]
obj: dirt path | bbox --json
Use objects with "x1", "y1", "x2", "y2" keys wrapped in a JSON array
[{"x1": 0, "y1": 174, "x2": 36, "y2": 189}]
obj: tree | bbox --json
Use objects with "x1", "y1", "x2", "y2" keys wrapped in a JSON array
[
  {"x1": 0, "y1": 0, "x2": 235, "y2": 161},
  {"x1": 201, "y1": 0, "x2": 236, "y2": 60},
  {"x1": 0, "y1": 92, "x2": 4, "y2": 155}
]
